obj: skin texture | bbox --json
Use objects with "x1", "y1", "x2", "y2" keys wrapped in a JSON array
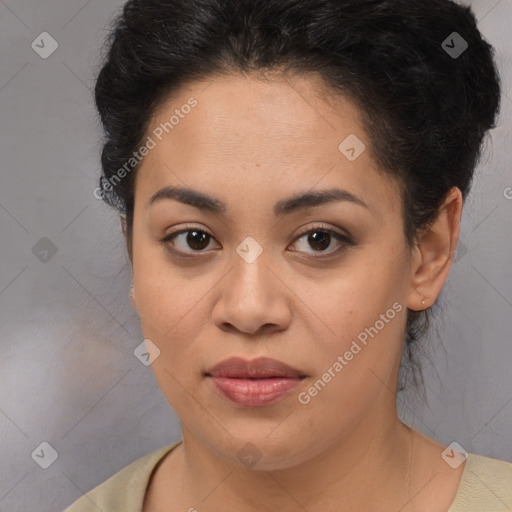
[{"x1": 126, "y1": 70, "x2": 465, "y2": 511}]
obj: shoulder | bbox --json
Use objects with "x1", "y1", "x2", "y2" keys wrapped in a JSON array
[
  {"x1": 448, "y1": 453, "x2": 512, "y2": 511},
  {"x1": 62, "y1": 440, "x2": 183, "y2": 512}
]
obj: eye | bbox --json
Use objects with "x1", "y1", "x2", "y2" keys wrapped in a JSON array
[
  {"x1": 161, "y1": 227, "x2": 218, "y2": 256},
  {"x1": 290, "y1": 224, "x2": 353, "y2": 256},
  {"x1": 161, "y1": 224, "x2": 353, "y2": 258}
]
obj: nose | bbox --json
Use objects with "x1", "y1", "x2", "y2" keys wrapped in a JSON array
[{"x1": 211, "y1": 248, "x2": 292, "y2": 336}]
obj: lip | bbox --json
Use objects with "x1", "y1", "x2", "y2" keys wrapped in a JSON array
[
  {"x1": 205, "y1": 356, "x2": 307, "y2": 379},
  {"x1": 208, "y1": 376, "x2": 304, "y2": 407},
  {"x1": 204, "y1": 357, "x2": 307, "y2": 407}
]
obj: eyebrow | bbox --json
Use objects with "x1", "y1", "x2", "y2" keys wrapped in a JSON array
[{"x1": 148, "y1": 186, "x2": 370, "y2": 216}]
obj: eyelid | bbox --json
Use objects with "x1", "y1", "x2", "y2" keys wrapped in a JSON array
[{"x1": 293, "y1": 222, "x2": 350, "y2": 241}]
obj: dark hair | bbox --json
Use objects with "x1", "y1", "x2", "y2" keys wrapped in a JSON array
[{"x1": 94, "y1": 0, "x2": 500, "y2": 394}]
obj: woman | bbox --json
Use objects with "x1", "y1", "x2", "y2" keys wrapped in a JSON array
[{"x1": 65, "y1": 0, "x2": 511, "y2": 510}]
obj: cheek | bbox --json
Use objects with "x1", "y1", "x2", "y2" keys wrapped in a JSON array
[
  {"x1": 299, "y1": 298, "x2": 406, "y2": 430},
  {"x1": 136, "y1": 281, "x2": 209, "y2": 406},
  {"x1": 315, "y1": 255, "x2": 405, "y2": 334},
  {"x1": 132, "y1": 249, "x2": 214, "y2": 372},
  {"x1": 312, "y1": 298, "x2": 405, "y2": 378},
  {"x1": 305, "y1": 255, "x2": 407, "y2": 385},
  {"x1": 135, "y1": 274, "x2": 205, "y2": 343},
  {"x1": 132, "y1": 239, "x2": 193, "y2": 332}
]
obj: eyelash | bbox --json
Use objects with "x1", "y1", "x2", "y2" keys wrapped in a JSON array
[{"x1": 160, "y1": 223, "x2": 354, "y2": 259}]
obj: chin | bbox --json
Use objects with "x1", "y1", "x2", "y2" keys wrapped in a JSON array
[{"x1": 211, "y1": 433, "x2": 317, "y2": 471}]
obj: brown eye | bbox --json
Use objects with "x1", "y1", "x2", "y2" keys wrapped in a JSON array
[
  {"x1": 162, "y1": 229, "x2": 217, "y2": 254},
  {"x1": 184, "y1": 230, "x2": 211, "y2": 250},
  {"x1": 290, "y1": 226, "x2": 353, "y2": 256},
  {"x1": 161, "y1": 224, "x2": 353, "y2": 258},
  {"x1": 307, "y1": 231, "x2": 331, "y2": 251}
]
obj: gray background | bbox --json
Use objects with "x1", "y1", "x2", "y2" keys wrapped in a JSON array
[{"x1": 0, "y1": 0, "x2": 511, "y2": 510}]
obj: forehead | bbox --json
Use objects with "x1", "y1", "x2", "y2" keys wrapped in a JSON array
[
  {"x1": 148, "y1": 71, "x2": 365, "y2": 160},
  {"x1": 135, "y1": 71, "x2": 402, "y2": 220}
]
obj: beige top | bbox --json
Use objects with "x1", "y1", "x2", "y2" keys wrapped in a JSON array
[{"x1": 64, "y1": 440, "x2": 512, "y2": 511}]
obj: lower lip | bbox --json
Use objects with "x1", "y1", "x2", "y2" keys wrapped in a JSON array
[{"x1": 208, "y1": 376, "x2": 304, "y2": 407}]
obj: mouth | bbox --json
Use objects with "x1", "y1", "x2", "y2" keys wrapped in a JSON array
[
  {"x1": 204, "y1": 356, "x2": 307, "y2": 379},
  {"x1": 204, "y1": 373, "x2": 308, "y2": 379},
  {"x1": 206, "y1": 375, "x2": 306, "y2": 407},
  {"x1": 204, "y1": 356, "x2": 307, "y2": 407}
]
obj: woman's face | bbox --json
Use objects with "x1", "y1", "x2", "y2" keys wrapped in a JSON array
[{"x1": 130, "y1": 71, "x2": 418, "y2": 470}]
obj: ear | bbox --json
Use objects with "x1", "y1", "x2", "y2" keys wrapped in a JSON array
[{"x1": 407, "y1": 187, "x2": 463, "y2": 311}]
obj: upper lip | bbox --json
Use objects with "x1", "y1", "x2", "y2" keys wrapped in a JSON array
[{"x1": 205, "y1": 357, "x2": 307, "y2": 379}]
